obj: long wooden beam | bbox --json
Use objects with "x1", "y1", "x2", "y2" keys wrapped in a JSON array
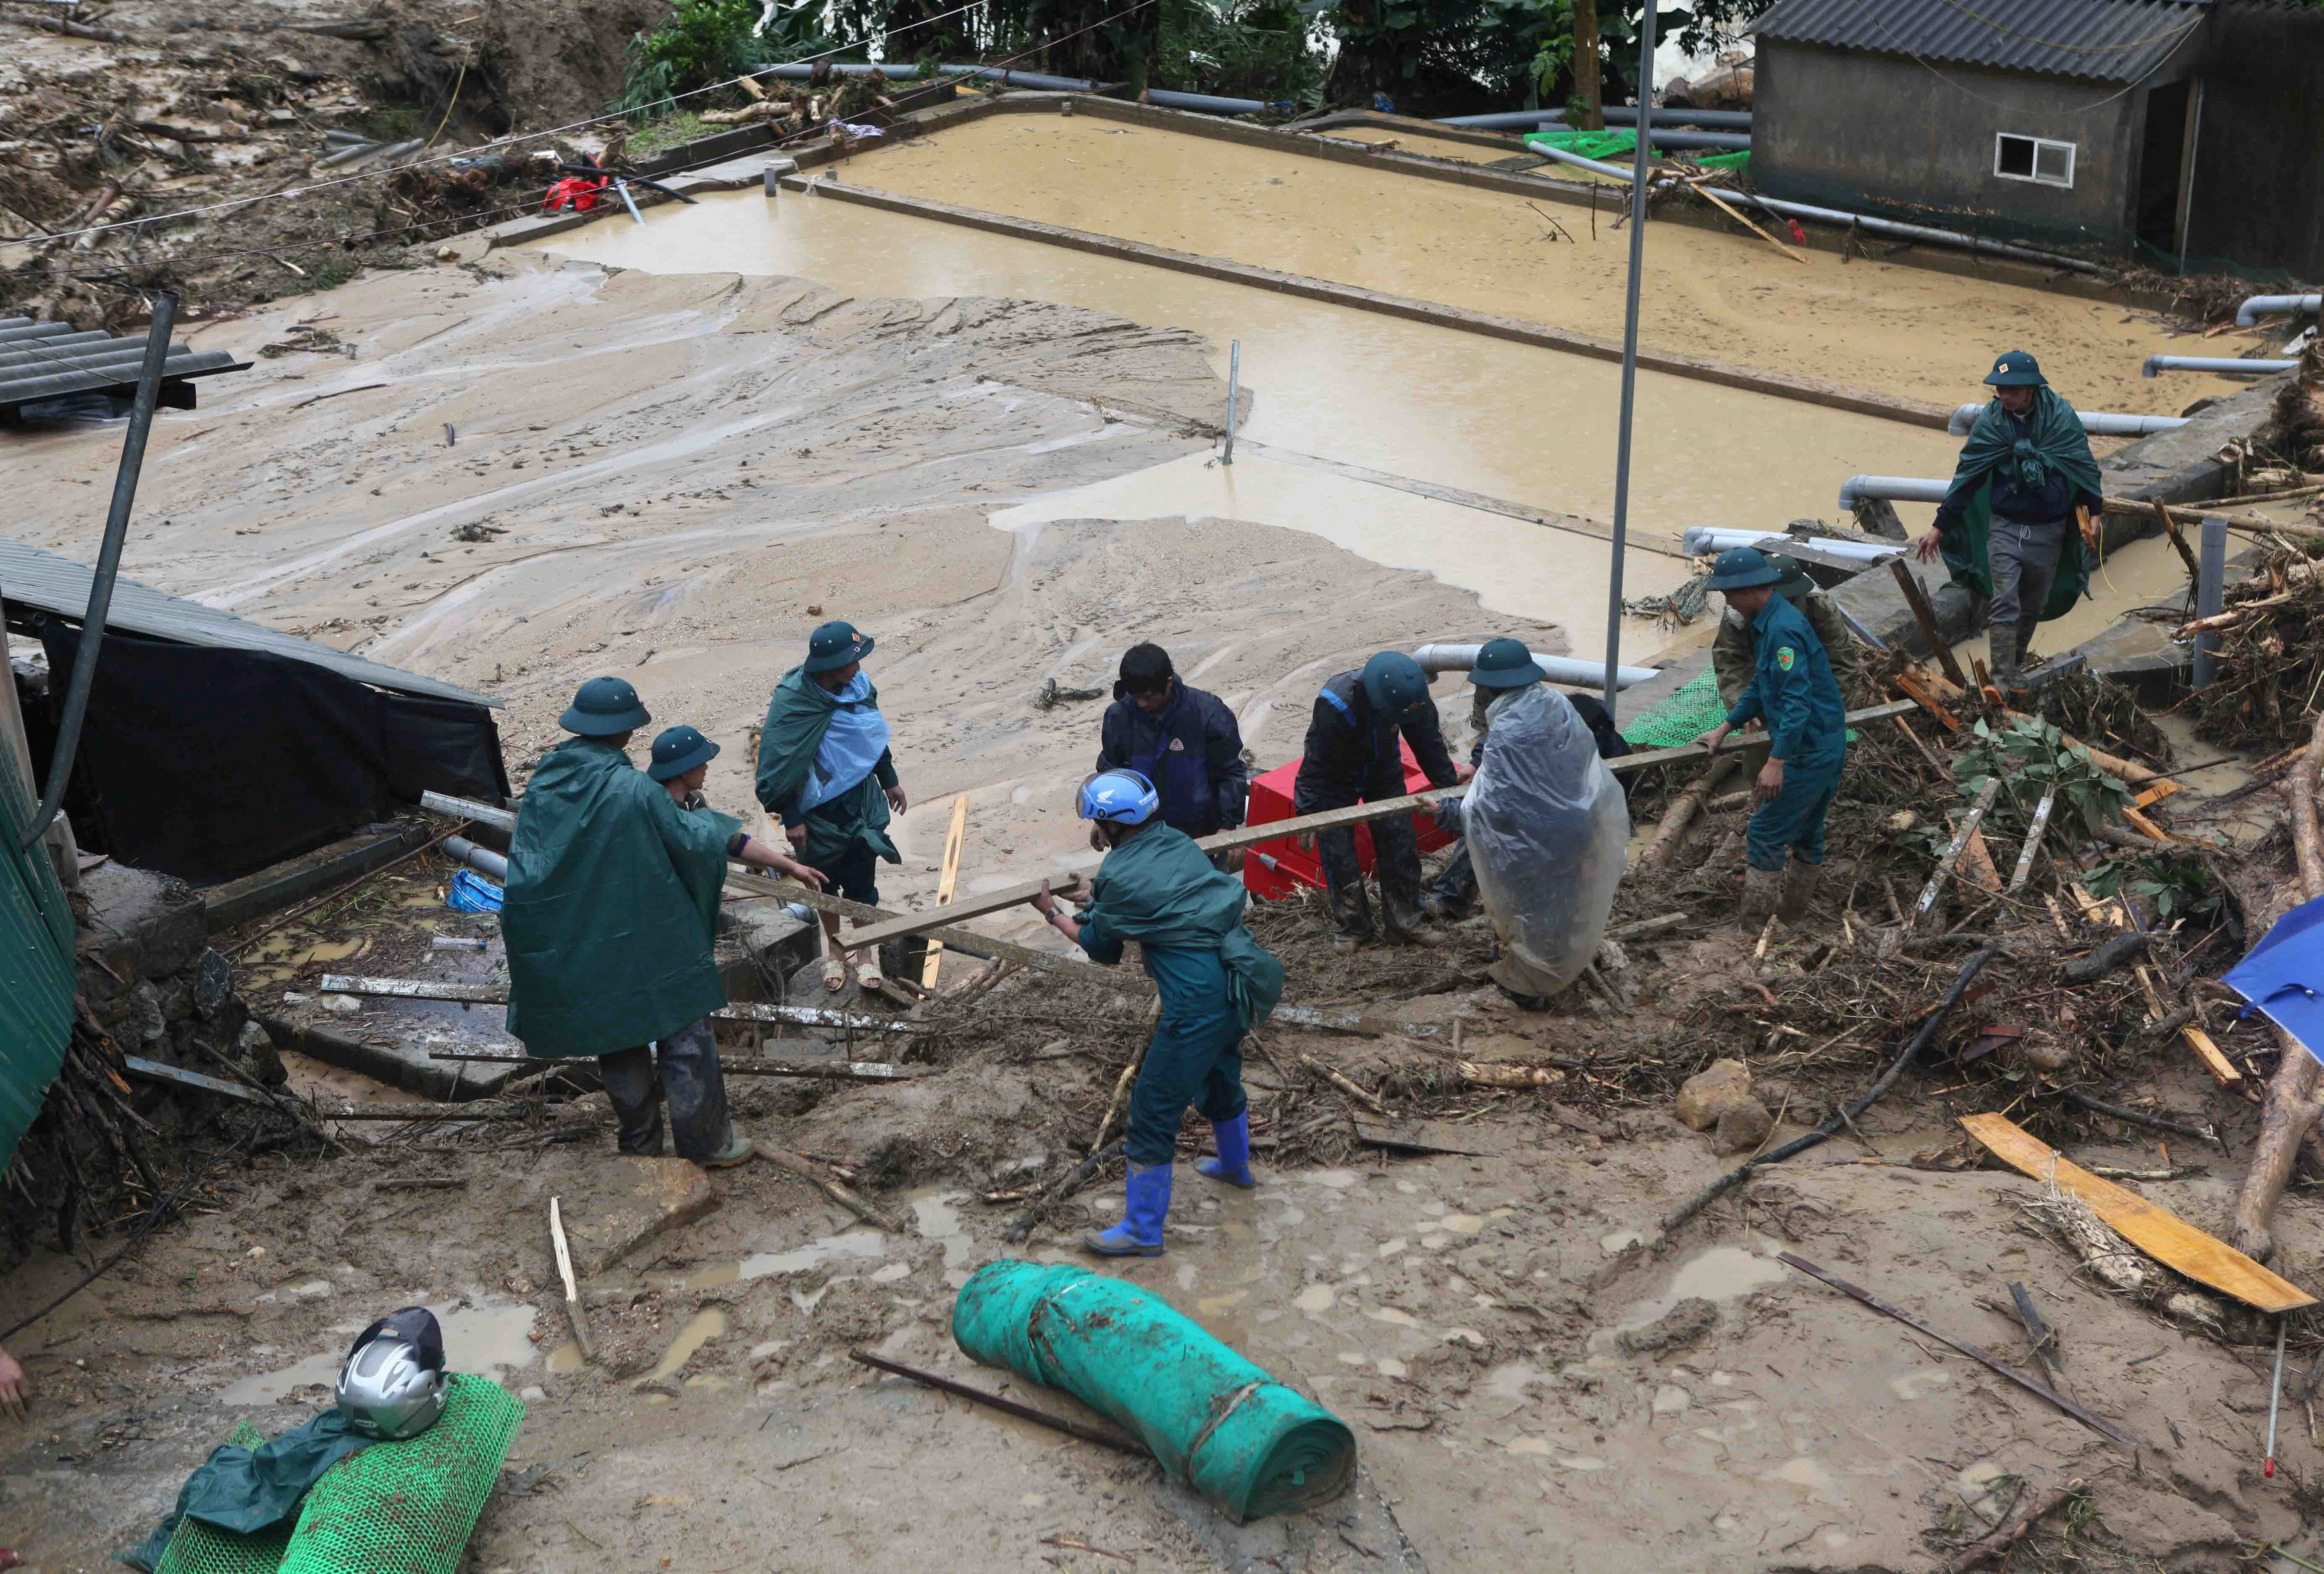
[
  {"x1": 835, "y1": 873, "x2": 1084, "y2": 952},
  {"x1": 1195, "y1": 700, "x2": 1920, "y2": 858},
  {"x1": 315, "y1": 973, "x2": 914, "y2": 1033}
]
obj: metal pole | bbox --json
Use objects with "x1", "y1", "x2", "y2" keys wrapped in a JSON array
[
  {"x1": 615, "y1": 178, "x2": 645, "y2": 226},
  {"x1": 1223, "y1": 340, "x2": 1239, "y2": 465},
  {"x1": 1599, "y1": 1, "x2": 1658, "y2": 726},
  {"x1": 2191, "y1": 514, "x2": 2226, "y2": 687},
  {"x1": 21, "y1": 289, "x2": 177, "y2": 852}
]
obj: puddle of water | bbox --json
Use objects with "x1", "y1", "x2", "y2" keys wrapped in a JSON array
[
  {"x1": 1302, "y1": 1170, "x2": 1360, "y2": 1190},
  {"x1": 1763, "y1": 1456, "x2": 1848, "y2": 1507},
  {"x1": 1483, "y1": 1362, "x2": 1546, "y2": 1403},
  {"x1": 1293, "y1": 1284, "x2": 1335, "y2": 1313},
  {"x1": 546, "y1": 1341, "x2": 584, "y2": 1374},
  {"x1": 908, "y1": 1188, "x2": 976, "y2": 1287},
  {"x1": 1365, "y1": 1306, "x2": 1424, "y2": 1329},
  {"x1": 1598, "y1": 1229, "x2": 1645, "y2": 1255},
  {"x1": 1614, "y1": 1245, "x2": 1789, "y2": 1334},
  {"x1": 1376, "y1": 1358, "x2": 1408, "y2": 1378},
  {"x1": 1890, "y1": 1368, "x2": 1951, "y2": 1401},
  {"x1": 1505, "y1": 1437, "x2": 1555, "y2": 1456},
  {"x1": 220, "y1": 1299, "x2": 537, "y2": 1405},
  {"x1": 672, "y1": 1231, "x2": 887, "y2": 1290},
  {"x1": 1197, "y1": 1290, "x2": 1249, "y2": 1316},
  {"x1": 637, "y1": 1307, "x2": 726, "y2": 1385}
]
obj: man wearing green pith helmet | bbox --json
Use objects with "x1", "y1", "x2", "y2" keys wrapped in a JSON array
[{"x1": 1916, "y1": 350, "x2": 2102, "y2": 696}]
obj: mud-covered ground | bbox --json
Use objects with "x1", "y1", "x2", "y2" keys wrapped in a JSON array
[{"x1": 4, "y1": 890, "x2": 2317, "y2": 1572}]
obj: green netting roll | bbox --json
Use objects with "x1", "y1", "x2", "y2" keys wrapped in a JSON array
[
  {"x1": 952, "y1": 1261, "x2": 1355, "y2": 1524},
  {"x1": 154, "y1": 1423, "x2": 291, "y2": 1574},
  {"x1": 1620, "y1": 668, "x2": 1729, "y2": 750},
  {"x1": 277, "y1": 1375, "x2": 524, "y2": 1574}
]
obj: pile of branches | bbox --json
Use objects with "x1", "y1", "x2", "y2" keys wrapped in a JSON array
[
  {"x1": 2177, "y1": 544, "x2": 2324, "y2": 751},
  {"x1": 698, "y1": 67, "x2": 901, "y2": 135},
  {"x1": 2272, "y1": 338, "x2": 2324, "y2": 475}
]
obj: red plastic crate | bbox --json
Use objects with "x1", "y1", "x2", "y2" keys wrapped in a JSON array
[{"x1": 1241, "y1": 740, "x2": 1456, "y2": 898}]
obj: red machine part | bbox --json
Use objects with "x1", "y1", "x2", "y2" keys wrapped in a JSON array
[{"x1": 1240, "y1": 741, "x2": 1455, "y2": 898}]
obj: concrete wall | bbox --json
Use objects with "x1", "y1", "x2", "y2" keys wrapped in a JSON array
[
  {"x1": 1754, "y1": 43, "x2": 2157, "y2": 249},
  {"x1": 2183, "y1": 0, "x2": 2324, "y2": 277}
]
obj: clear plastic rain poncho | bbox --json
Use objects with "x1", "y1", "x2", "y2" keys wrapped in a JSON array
[{"x1": 1464, "y1": 685, "x2": 1631, "y2": 999}]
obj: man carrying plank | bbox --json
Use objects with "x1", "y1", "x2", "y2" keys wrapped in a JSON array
[
  {"x1": 1294, "y1": 651, "x2": 1467, "y2": 946},
  {"x1": 503, "y1": 677, "x2": 826, "y2": 1168},
  {"x1": 1027, "y1": 770, "x2": 1284, "y2": 1257},
  {"x1": 1694, "y1": 550, "x2": 1848, "y2": 924}
]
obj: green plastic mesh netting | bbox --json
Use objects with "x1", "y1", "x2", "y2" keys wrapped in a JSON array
[
  {"x1": 278, "y1": 1374, "x2": 524, "y2": 1574},
  {"x1": 1524, "y1": 128, "x2": 1751, "y2": 174},
  {"x1": 153, "y1": 1422, "x2": 291, "y2": 1574},
  {"x1": 1619, "y1": 669, "x2": 1728, "y2": 750}
]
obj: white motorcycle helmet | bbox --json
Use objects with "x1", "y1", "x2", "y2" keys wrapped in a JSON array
[{"x1": 336, "y1": 1306, "x2": 449, "y2": 1441}]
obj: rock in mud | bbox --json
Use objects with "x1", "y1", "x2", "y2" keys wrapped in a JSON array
[
  {"x1": 1711, "y1": 1097, "x2": 1774, "y2": 1154},
  {"x1": 1618, "y1": 1297, "x2": 1718, "y2": 1356},
  {"x1": 1675, "y1": 1060, "x2": 1752, "y2": 1131}
]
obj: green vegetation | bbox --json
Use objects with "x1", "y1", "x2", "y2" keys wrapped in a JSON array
[
  {"x1": 1951, "y1": 716, "x2": 2134, "y2": 846},
  {"x1": 612, "y1": 0, "x2": 831, "y2": 122},
  {"x1": 623, "y1": 110, "x2": 722, "y2": 159}
]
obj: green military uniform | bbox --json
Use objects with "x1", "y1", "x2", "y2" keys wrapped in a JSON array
[
  {"x1": 1722, "y1": 593, "x2": 1848, "y2": 876},
  {"x1": 1712, "y1": 570, "x2": 1861, "y2": 708}
]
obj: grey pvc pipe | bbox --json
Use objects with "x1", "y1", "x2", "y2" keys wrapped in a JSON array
[
  {"x1": 1836, "y1": 475, "x2": 1950, "y2": 511},
  {"x1": 1412, "y1": 643, "x2": 1657, "y2": 690},
  {"x1": 443, "y1": 835, "x2": 509, "y2": 882},
  {"x1": 23, "y1": 292, "x2": 177, "y2": 852},
  {"x1": 1722, "y1": 190, "x2": 2110, "y2": 276},
  {"x1": 1146, "y1": 88, "x2": 1272, "y2": 114},
  {"x1": 1946, "y1": 403, "x2": 2189, "y2": 437},
  {"x1": 1439, "y1": 107, "x2": 1752, "y2": 129},
  {"x1": 2192, "y1": 515, "x2": 2227, "y2": 688},
  {"x1": 2236, "y1": 293, "x2": 2321, "y2": 328},
  {"x1": 1531, "y1": 143, "x2": 1639, "y2": 181},
  {"x1": 2143, "y1": 354, "x2": 2298, "y2": 378}
]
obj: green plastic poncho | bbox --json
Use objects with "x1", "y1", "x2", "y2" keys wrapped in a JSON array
[
  {"x1": 502, "y1": 738, "x2": 740, "y2": 1060},
  {"x1": 753, "y1": 667, "x2": 898, "y2": 868},
  {"x1": 1936, "y1": 388, "x2": 2104, "y2": 622},
  {"x1": 125, "y1": 1411, "x2": 369, "y2": 1571},
  {"x1": 954, "y1": 1261, "x2": 1355, "y2": 1524},
  {"x1": 1078, "y1": 823, "x2": 1283, "y2": 1032}
]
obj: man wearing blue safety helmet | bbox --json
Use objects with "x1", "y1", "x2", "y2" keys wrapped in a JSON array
[
  {"x1": 1028, "y1": 769, "x2": 1284, "y2": 1257},
  {"x1": 1693, "y1": 550, "x2": 1847, "y2": 924},
  {"x1": 505, "y1": 678, "x2": 827, "y2": 1169},
  {"x1": 1915, "y1": 350, "x2": 2102, "y2": 696},
  {"x1": 1294, "y1": 651, "x2": 1466, "y2": 944}
]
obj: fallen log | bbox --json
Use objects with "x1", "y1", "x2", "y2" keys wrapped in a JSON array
[
  {"x1": 2232, "y1": 708, "x2": 2324, "y2": 1263},
  {"x1": 1639, "y1": 756, "x2": 1738, "y2": 868},
  {"x1": 2061, "y1": 1089, "x2": 2222, "y2": 1150},
  {"x1": 2061, "y1": 931, "x2": 2147, "y2": 984},
  {"x1": 316, "y1": 973, "x2": 914, "y2": 1034},
  {"x1": 1458, "y1": 1061, "x2": 1566, "y2": 1089}
]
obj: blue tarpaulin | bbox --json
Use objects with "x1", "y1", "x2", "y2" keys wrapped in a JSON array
[{"x1": 2224, "y1": 894, "x2": 2324, "y2": 1065}]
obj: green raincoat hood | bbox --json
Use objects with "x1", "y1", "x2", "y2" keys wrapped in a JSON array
[
  {"x1": 501, "y1": 738, "x2": 739, "y2": 1059},
  {"x1": 1084, "y1": 825, "x2": 1284, "y2": 1031}
]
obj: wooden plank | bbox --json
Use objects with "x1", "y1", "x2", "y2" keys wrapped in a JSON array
[
  {"x1": 2122, "y1": 804, "x2": 2177, "y2": 843},
  {"x1": 315, "y1": 974, "x2": 915, "y2": 1034},
  {"x1": 2006, "y1": 786, "x2": 2056, "y2": 894},
  {"x1": 1890, "y1": 669, "x2": 1961, "y2": 732},
  {"x1": 1912, "y1": 778, "x2": 2001, "y2": 929},
  {"x1": 427, "y1": 1050, "x2": 920, "y2": 1082},
  {"x1": 124, "y1": 1055, "x2": 272, "y2": 1105},
  {"x1": 721, "y1": 868, "x2": 1102, "y2": 985},
  {"x1": 1959, "y1": 1113, "x2": 2312, "y2": 1311},
  {"x1": 922, "y1": 795, "x2": 969, "y2": 989},
  {"x1": 837, "y1": 872, "x2": 1084, "y2": 952},
  {"x1": 1778, "y1": 1251, "x2": 2145, "y2": 1450},
  {"x1": 1888, "y1": 560, "x2": 1970, "y2": 688},
  {"x1": 1351, "y1": 1115, "x2": 1491, "y2": 1156},
  {"x1": 2137, "y1": 966, "x2": 2242, "y2": 1087},
  {"x1": 1961, "y1": 823, "x2": 2003, "y2": 893}
]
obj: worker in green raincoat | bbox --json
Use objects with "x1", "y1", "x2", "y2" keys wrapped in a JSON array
[
  {"x1": 755, "y1": 620, "x2": 909, "y2": 993},
  {"x1": 1028, "y1": 769, "x2": 1284, "y2": 1258},
  {"x1": 504, "y1": 676, "x2": 825, "y2": 1166},
  {"x1": 1914, "y1": 351, "x2": 2103, "y2": 695}
]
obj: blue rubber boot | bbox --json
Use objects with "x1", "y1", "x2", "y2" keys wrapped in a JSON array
[
  {"x1": 1195, "y1": 1112, "x2": 1258, "y2": 1190},
  {"x1": 1082, "y1": 1161, "x2": 1171, "y2": 1257}
]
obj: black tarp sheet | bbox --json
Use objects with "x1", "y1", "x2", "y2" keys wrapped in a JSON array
[{"x1": 39, "y1": 622, "x2": 507, "y2": 886}]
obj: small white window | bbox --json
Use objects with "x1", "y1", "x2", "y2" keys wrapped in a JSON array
[{"x1": 1995, "y1": 132, "x2": 2075, "y2": 188}]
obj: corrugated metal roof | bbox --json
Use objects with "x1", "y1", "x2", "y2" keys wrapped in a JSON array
[
  {"x1": 0, "y1": 319, "x2": 249, "y2": 416},
  {"x1": 1750, "y1": 0, "x2": 2210, "y2": 83},
  {"x1": 0, "y1": 537, "x2": 499, "y2": 707}
]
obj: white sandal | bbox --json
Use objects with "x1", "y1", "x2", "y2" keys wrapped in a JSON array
[
  {"x1": 821, "y1": 956, "x2": 849, "y2": 992},
  {"x1": 853, "y1": 955, "x2": 885, "y2": 992}
]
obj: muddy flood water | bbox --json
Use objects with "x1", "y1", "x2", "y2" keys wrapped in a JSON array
[
  {"x1": 836, "y1": 114, "x2": 2250, "y2": 416},
  {"x1": 534, "y1": 189, "x2": 1972, "y2": 642}
]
